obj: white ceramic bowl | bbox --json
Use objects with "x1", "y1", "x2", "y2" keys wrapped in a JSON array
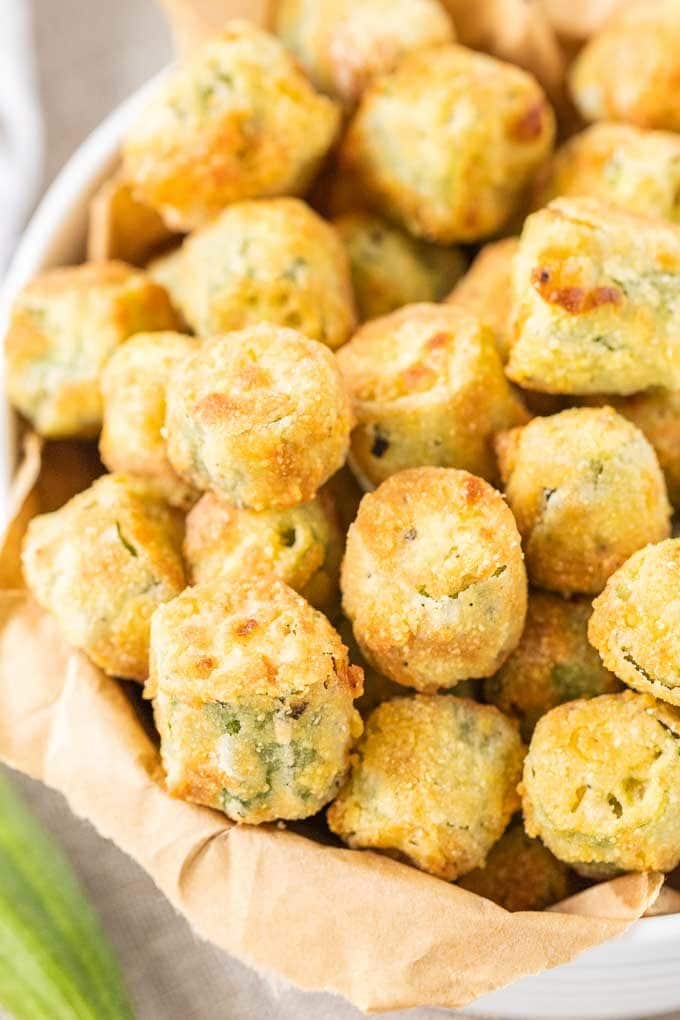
[{"x1": 2, "y1": 83, "x2": 680, "y2": 1020}]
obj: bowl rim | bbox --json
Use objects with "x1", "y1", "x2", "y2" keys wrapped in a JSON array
[{"x1": 1, "y1": 72, "x2": 679, "y2": 945}]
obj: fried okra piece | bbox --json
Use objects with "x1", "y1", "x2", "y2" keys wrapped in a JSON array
[
  {"x1": 340, "y1": 44, "x2": 554, "y2": 243},
  {"x1": 328, "y1": 695, "x2": 524, "y2": 880},
  {"x1": 484, "y1": 592, "x2": 619, "y2": 741},
  {"x1": 147, "y1": 579, "x2": 363, "y2": 824},
  {"x1": 333, "y1": 212, "x2": 465, "y2": 321},
  {"x1": 496, "y1": 407, "x2": 671, "y2": 596},
  {"x1": 5, "y1": 262, "x2": 178, "y2": 439},
  {"x1": 21, "y1": 474, "x2": 185, "y2": 681},
  {"x1": 570, "y1": 0, "x2": 680, "y2": 131},
  {"x1": 458, "y1": 820, "x2": 575, "y2": 911},
  {"x1": 151, "y1": 198, "x2": 356, "y2": 350},
  {"x1": 534, "y1": 123, "x2": 680, "y2": 224},
  {"x1": 589, "y1": 539, "x2": 680, "y2": 706},
  {"x1": 446, "y1": 238, "x2": 519, "y2": 363},
  {"x1": 336, "y1": 303, "x2": 528, "y2": 491},
  {"x1": 122, "y1": 21, "x2": 340, "y2": 231},
  {"x1": 506, "y1": 197, "x2": 680, "y2": 395},
  {"x1": 341, "y1": 467, "x2": 527, "y2": 690},
  {"x1": 165, "y1": 325, "x2": 352, "y2": 510},
  {"x1": 588, "y1": 390, "x2": 680, "y2": 510},
  {"x1": 274, "y1": 0, "x2": 454, "y2": 108},
  {"x1": 521, "y1": 691, "x2": 680, "y2": 873},
  {"x1": 333, "y1": 614, "x2": 411, "y2": 718},
  {"x1": 184, "y1": 489, "x2": 343, "y2": 612},
  {"x1": 100, "y1": 331, "x2": 198, "y2": 509},
  {"x1": 87, "y1": 172, "x2": 177, "y2": 265}
]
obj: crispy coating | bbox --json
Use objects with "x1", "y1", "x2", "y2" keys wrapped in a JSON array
[
  {"x1": 184, "y1": 488, "x2": 343, "y2": 612},
  {"x1": 21, "y1": 474, "x2": 185, "y2": 681},
  {"x1": 586, "y1": 390, "x2": 680, "y2": 510},
  {"x1": 506, "y1": 197, "x2": 680, "y2": 395},
  {"x1": 340, "y1": 44, "x2": 555, "y2": 243},
  {"x1": 341, "y1": 467, "x2": 528, "y2": 690},
  {"x1": 328, "y1": 695, "x2": 524, "y2": 880},
  {"x1": 165, "y1": 324, "x2": 353, "y2": 510},
  {"x1": 151, "y1": 198, "x2": 356, "y2": 350},
  {"x1": 570, "y1": 0, "x2": 680, "y2": 131},
  {"x1": 87, "y1": 173, "x2": 176, "y2": 265},
  {"x1": 589, "y1": 539, "x2": 680, "y2": 706},
  {"x1": 521, "y1": 691, "x2": 680, "y2": 873},
  {"x1": 535, "y1": 123, "x2": 680, "y2": 224},
  {"x1": 337, "y1": 304, "x2": 528, "y2": 490},
  {"x1": 446, "y1": 238, "x2": 519, "y2": 363},
  {"x1": 496, "y1": 407, "x2": 671, "y2": 596},
  {"x1": 458, "y1": 820, "x2": 574, "y2": 911},
  {"x1": 122, "y1": 21, "x2": 340, "y2": 231},
  {"x1": 484, "y1": 592, "x2": 619, "y2": 740},
  {"x1": 5, "y1": 262, "x2": 178, "y2": 439},
  {"x1": 100, "y1": 331, "x2": 198, "y2": 509},
  {"x1": 334, "y1": 614, "x2": 411, "y2": 718},
  {"x1": 274, "y1": 0, "x2": 454, "y2": 107},
  {"x1": 334, "y1": 212, "x2": 465, "y2": 321},
  {"x1": 147, "y1": 578, "x2": 363, "y2": 823}
]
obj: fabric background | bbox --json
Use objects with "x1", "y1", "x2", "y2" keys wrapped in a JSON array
[{"x1": 1, "y1": 1, "x2": 677, "y2": 1017}]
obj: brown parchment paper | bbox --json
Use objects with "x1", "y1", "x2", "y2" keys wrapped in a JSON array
[{"x1": 1, "y1": 1, "x2": 678, "y2": 1011}]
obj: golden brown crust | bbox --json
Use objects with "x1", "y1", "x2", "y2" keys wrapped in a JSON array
[
  {"x1": 496, "y1": 406, "x2": 671, "y2": 596},
  {"x1": 340, "y1": 44, "x2": 554, "y2": 243},
  {"x1": 274, "y1": 0, "x2": 454, "y2": 107},
  {"x1": 328, "y1": 694, "x2": 525, "y2": 880},
  {"x1": 484, "y1": 591, "x2": 620, "y2": 740},
  {"x1": 341, "y1": 467, "x2": 527, "y2": 690},
  {"x1": 165, "y1": 324, "x2": 353, "y2": 510},
  {"x1": 5, "y1": 262, "x2": 179, "y2": 439},
  {"x1": 100, "y1": 331, "x2": 198, "y2": 509},
  {"x1": 151, "y1": 198, "x2": 356, "y2": 350},
  {"x1": 148, "y1": 578, "x2": 363, "y2": 823},
  {"x1": 588, "y1": 538, "x2": 680, "y2": 705},
  {"x1": 570, "y1": 0, "x2": 680, "y2": 131},
  {"x1": 521, "y1": 691, "x2": 680, "y2": 872},
  {"x1": 21, "y1": 473, "x2": 185, "y2": 681},
  {"x1": 458, "y1": 820, "x2": 575, "y2": 911},
  {"x1": 122, "y1": 21, "x2": 340, "y2": 231},
  {"x1": 336, "y1": 303, "x2": 528, "y2": 490},
  {"x1": 184, "y1": 488, "x2": 343, "y2": 612},
  {"x1": 506, "y1": 197, "x2": 680, "y2": 395}
]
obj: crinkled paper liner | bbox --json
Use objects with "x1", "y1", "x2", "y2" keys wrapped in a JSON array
[{"x1": 3, "y1": 0, "x2": 680, "y2": 1010}]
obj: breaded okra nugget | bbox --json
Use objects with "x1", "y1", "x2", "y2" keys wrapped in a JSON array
[
  {"x1": 184, "y1": 489, "x2": 343, "y2": 612},
  {"x1": 5, "y1": 262, "x2": 178, "y2": 438},
  {"x1": 274, "y1": 0, "x2": 454, "y2": 107},
  {"x1": 147, "y1": 579, "x2": 363, "y2": 823},
  {"x1": 341, "y1": 467, "x2": 527, "y2": 690},
  {"x1": 570, "y1": 0, "x2": 680, "y2": 131},
  {"x1": 340, "y1": 44, "x2": 554, "y2": 243},
  {"x1": 336, "y1": 303, "x2": 528, "y2": 491},
  {"x1": 100, "y1": 331, "x2": 198, "y2": 509},
  {"x1": 458, "y1": 820, "x2": 574, "y2": 911},
  {"x1": 151, "y1": 198, "x2": 356, "y2": 350},
  {"x1": 328, "y1": 695, "x2": 524, "y2": 880},
  {"x1": 165, "y1": 324, "x2": 353, "y2": 510},
  {"x1": 21, "y1": 474, "x2": 185, "y2": 681},
  {"x1": 535, "y1": 123, "x2": 680, "y2": 224},
  {"x1": 122, "y1": 21, "x2": 340, "y2": 231},
  {"x1": 522, "y1": 691, "x2": 680, "y2": 873},
  {"x1": 496, "y1": 407, "x2": 671, "y2": 596},
  {"x1": 589, "y1": 539, "x2": 680, "y2": 706},
  {"x1": 484, "y1": 592, "x2": 619, "y2": 740},
  {"x1": 507, "y1": 197, "x2": 680, "y2": 395},
  {"x1": 333, "y1": 212, "x2": 465, "y2": 321},
  {"x1": 446, "y1": 238, "x2": 519, "y2": 363}
]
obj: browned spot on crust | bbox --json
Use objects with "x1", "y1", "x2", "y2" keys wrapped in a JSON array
[
  {"x1": 462, "y1": 474, "x2": 486, "y2": 505},
  {"x1": 235, "y1": 618, "x2": 258, "y2": 637},
  {"x1": 511, "y1": 101, "x2": 548, "y2": 142},
  {"x1": 425, "y1": 331, "x2": 449, "y2": 350},
  {"x1": 193, "y1": 392, "x2": 239, "y2": 425},
  {"x1": 262, "y1": 655, "x2": 278, "y2": 684},
  {"x1": 348, "y1": 663, "x2": 364, "y2": 694},
  {"x1": 531, "y1": 267, "x2": 623, "y2": 315},
  {"x1": 195, "y1": 655, "x2": 216, "y2": 675}
]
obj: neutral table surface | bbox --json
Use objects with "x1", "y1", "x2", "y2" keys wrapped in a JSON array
[{"x1": 5, "y1": 2, "x2": 678, "y2": 1018}]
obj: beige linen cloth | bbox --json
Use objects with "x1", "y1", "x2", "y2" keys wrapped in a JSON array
[{"x1": 3, "y1": 2, "x2": 677, "y2": 1019}]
